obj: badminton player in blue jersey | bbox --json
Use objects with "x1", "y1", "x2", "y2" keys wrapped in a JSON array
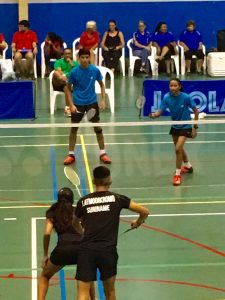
[{"x1": 150, "y1": 78, "x2": 199, "y2": 186}]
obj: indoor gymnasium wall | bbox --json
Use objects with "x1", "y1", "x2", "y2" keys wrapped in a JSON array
[{"x1": 0, "y1": 0, "x2": 225, "y2": 54}]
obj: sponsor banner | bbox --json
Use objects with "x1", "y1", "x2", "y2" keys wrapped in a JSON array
[{"x1": 143, "y1": 79, "x2": 225, "y2": 116}]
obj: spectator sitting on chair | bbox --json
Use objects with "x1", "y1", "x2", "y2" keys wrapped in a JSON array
[
  {"x1": 44, "y1": 32, "x2": 64, "y2": 77},
  {"x1": 0, "y1": 33, "x2": 7, "y2": 58},
  {"x1": 53, "y1": 47, "x2": 79, "y2": 117},
  {"x1": 132, "y1": 20, "x2": 152, "y2": 74},
  {"x1": 179, "y1": 20, "x2": 205, "y2": 75},
  {"x1": 152, "y1": 21, "x2": 178, "y2": 76},
  {"x1": 11, "y1": 20, "x2": 38, "y2": 79},
  {"x1": 79, "y1": 21, "x2": 99, "y2": 65},
  {"x1": 101, "y1": 19, "x2": 125, "y2": 73}
]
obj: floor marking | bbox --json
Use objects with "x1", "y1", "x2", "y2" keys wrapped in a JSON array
[
  {"x1": 2, "y1": 131, "x2": 225, "y2": 139},
  {"x1": 3, "y1": 218, "x2": 17, "y2": 221},
  {"x1": 117, "y1": 262, "x2": 225, "y2": 269},
  {"x1": 80, "y1": 134, "x2": 105, "y2": 300},
  {"x1": 120, "y1": 212, "x2": 225, "y2": 217},
  {"x1": 31, "y1": 218, "x2": 37, "y2": 300},
  {"x1": 1, "y1": 139, "x2": 225, "y2": 148}
]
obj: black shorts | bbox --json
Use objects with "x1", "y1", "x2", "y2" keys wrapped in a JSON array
[
  {"x1": 184, "y1": 49, "x2": 205, "y2": 60},
  {"x1": 169, "y1": 127, "x2": 192, "y2": 138},
  {"x1": 76, "y1": 248, "x2": 118, "y2": 282},
  {"x1": 50, "y1": 242, "x2": 79, "y2": 266},
  {"x1": 71, "y1": 102, "x2": 100, "y2": 123}
]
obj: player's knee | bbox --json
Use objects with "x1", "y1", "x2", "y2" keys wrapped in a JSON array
[
  {"x1": 94, "y1": 126, "x2": 102, "y2": 134},
  {"x1": 175, "y1": 146, "x2": 182, "y2": 154}
]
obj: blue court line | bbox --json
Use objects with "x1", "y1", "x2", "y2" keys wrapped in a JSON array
[
  {"x1": 50, "y1": 147, "x2": 66, "y2": 300},
  {"x1": 75, "y1": 146, "x2": 106, "y2": 300}
]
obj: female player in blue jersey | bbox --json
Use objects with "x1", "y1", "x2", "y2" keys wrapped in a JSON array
[{"x1": 150, "y1": 78, "x2": 199, "y2": 186}]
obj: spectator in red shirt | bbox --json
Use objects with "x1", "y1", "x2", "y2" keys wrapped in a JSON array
[
  {"x1": 11, "y1": 20, "x2": 38, "y2": 78},
  {"x1": 0, "y1": 33, "x2": 7, "y2": 58},
  {"x1": 79, "y1": 21, "x2": 99, "y2": 64}
]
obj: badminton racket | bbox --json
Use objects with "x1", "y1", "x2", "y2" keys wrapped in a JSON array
[
  {"x1": 135, "y1": 95, "x2": 146, "y2": 118},
  {"x1": 76, "y1": 108, "x2": 96, "y2": 121},
  {"x1": 64, "y1": 167, "x2": 81, "y2": 197}
]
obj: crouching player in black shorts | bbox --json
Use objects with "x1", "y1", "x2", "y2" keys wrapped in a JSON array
[
  {"x1": 37, "y1": 187, "x2": 96, "y2": 300},
  {"x1": 75, "y1": 166, "x2": 149, "y2": 300}
]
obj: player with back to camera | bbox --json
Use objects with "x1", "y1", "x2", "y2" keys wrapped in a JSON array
[
  {"x1": 37, "y1": 187, "x2": 96, "y2": 300},
  {"x1": 150, "y1": 78, "x2": 199, "y2": 186},
  {"x1": 74, "y1": 166, "x2": 149, "y2": 300}
]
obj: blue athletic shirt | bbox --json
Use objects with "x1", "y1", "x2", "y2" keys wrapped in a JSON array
[
  {"x1": 160, "y1": 92, "x2": 196, "y2": 129},
  {"x1": 68, "y1": 64, "x2": 103, "y2": 105},
  {"x1": 179, "y1": 30, "x2": 202, "y2": 51},
  {"x1": 152, "y1": 31, "x2": 175, "y2": 48},
  {"x1": 132, "y1": 30, "x2": 152, "y2": 50}
]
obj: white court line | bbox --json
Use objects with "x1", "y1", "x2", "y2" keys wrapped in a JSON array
[
  {"x1": 1, "y1": 140, "x2": 225, "y2": 148},
  {"x1": 1, "y1": 131, "x2": 225, "y2": 139},
  {"x1": 122, "y1": 212, "x2": 225, "y2": 217},
  {"x1": 3, "y1": 218, "x2": 17, "y2": 221},
  {"x1": 31, "y1": 218, "x2": 37, "y2": 300}
]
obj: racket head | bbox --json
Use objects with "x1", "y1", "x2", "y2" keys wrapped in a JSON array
[
  {"x1": 135, "y1": 95, "x2": 146, "y2": 109},
  {"x1": 64, "y1": 167, "x2": 80, "y2": 187},
  {"x1": 86, "y1": 108, "x2": 96, "y2": 121}
]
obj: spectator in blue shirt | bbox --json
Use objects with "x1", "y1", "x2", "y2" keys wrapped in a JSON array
[
  {"x1": 152, "y1": 22, "x2": 178, "y2": 75},
  {"x1": 179, "y1": 20, "x2": 204, "y2": 74},
  {"x1": 132, "y1": 20, "x2": 152, "y2": 74}
]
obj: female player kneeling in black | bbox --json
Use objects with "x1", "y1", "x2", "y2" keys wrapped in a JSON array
[{"x1": 37, "y1": 187, "x2": 96, "y2": 300}]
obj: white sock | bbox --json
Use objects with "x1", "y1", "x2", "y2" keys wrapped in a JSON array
[
  {"x1": 100, "y1": 149, "x2": 106, "y2": 156},
  {"x1": 175, "y1": 169, "x2": 181, "y2": 176},
  {"x1": 184, "y1": 161, "x2": 192, "y2": 168},
  {"x1": 69, "y1": 151, "x2": 74, "y2": 156}
]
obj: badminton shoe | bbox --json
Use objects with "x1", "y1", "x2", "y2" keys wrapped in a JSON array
[
  {"x1": 64, "y1": 154, "x2": 75, "y2": 165},
  {"x1": 100, "y1": 153, "x2": 112, "y2": 164},
  {"x1": 181, "y1": 166, "x2": 193, "y2": 174},
  {"x1": 173, "y1": 175, "x2": 181, "y2": 186}
]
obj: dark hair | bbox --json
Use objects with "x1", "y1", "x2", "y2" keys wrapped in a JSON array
[
  {"x1": 47, "y1": 32, "x2": 64, "y2": 45},
  {"x1": 93, "y1": 166, "x2": 111, "y2": 186},
  {"x1": 169, "y1": 77, "x2": 183, "y2": 91},
  {"x1": 63, "y1": 47, "x2": 72, "y2": 53},
  {"x1": 108, "y1": 19, "x2": 119, "y2": 32},
  {"x1": 19, "y1": 20, "x2": 30, "y2": 28},
  {"x1": 78, "y1": 47, "x2": 90, "y2": 57},
  {"x1": 154, "y1": 21, "x2": 167, "y2": 33},
  {"x1": 186, "y1": 20, "x2": 196, "y2": 27},
  {"x1": 46, "y1": 187, "x2": 74, "y2": 233}
]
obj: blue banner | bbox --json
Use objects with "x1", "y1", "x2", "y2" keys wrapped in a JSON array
[
  {"x1": 143, "y1": 79, "x2": 225, "y2": 116},
  {"x1": 0, "y1": 81, "x2": 35, "y2": 119}
]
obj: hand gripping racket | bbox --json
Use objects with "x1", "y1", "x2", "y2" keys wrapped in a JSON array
[{"x1": 64, "y1": 167, "x2": 81, "y2": 197}]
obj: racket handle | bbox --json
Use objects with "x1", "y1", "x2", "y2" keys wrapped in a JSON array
[{"x1": 76, "y1": 185, "x2": 82, "y2": 197}]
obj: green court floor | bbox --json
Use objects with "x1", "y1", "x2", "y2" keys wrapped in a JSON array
[{"x1": 1, "y1": 75, "x2": 225, "y2": 300}]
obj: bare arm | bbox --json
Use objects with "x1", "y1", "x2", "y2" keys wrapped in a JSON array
[
  {"x1": 32, "y1": 42, "x2": 38, "y2": 54},
  {"x1": 116, "y1": 31, "x2": 125, "y2": 49},
  {"x1": 149, "y1": 109, "x2": 163, "y2": 118},
  {"x1": 129, "y1": 200, "x2": 149, "y2": 228},
  {"x1": 11, "y1": 42, "x2": 16, "y2": 54},
  {"x1": 72, "y1": 215, "x2": 84, "y2": 236},
  {"x1": 192, "y1": 107, "x2": 199, "y2": 138},
  {"x1": 65, "y1": 83, "x2": 77, "y2": 113},
  {"x1": 98, "y1": 80, "x2": 106, "y2": 110},
  {"x1": 179, "y1": 41, "x2": 189, "y2": 51},
  {"x1": 0, "y1": 40, "x2": 7, "y2": 49},
  {"x1": 101, "y1": 32, "x2": 108, "y2": 50},
  {"x1": 42, "y1": 219, "x2": 53, "y2": 268}
]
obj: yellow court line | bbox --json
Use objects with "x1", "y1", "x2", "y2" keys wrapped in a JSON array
[{"x1": 80, "y1": 135, "x2": 94, "y2": 193}]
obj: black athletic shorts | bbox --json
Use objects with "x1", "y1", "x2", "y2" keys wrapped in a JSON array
[
  {"x1": 71, "y1": 102, "x2": 100, "y2": 123},
  {"x1": 184, "y1": 49, "x2": 205, "y2": 60},
  {"x1": 76, "y1": 248, "x2": 118, "y2": 282},
  {"x1": 169, "y1": 127, "x2": 193, "y2": 138},
  {"x1": 50, "y1": 241, "x2": 80, "y2": 266}
]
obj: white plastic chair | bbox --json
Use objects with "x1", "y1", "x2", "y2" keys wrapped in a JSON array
[
  {"x1": 72, "y1": 37, "x2": 98, "y2": 64},
  {"x1": 98, "y1": 47, "x2": 125, "y2": 76},
  {"x1": 2, "y1": 44, "x2": 8, "y2": 59},
  {"x1": 96, "y1": 66, "x2": 115, "y2": 113},
  {"x1": 153, "y1": 45, "x2": 180, "y2": 76},
  {"x1": 127, "y1": 38, "x2": 156, "y2": 76},
  {"x1": 41, "y1": 41, "x2": 67, "y2": 78},
  {"x1": 179, "y1": 42, "x2": 206, "y2": 75},
  {"x1": 49, "y1": 70, "x2": 65, "y2": 115}
]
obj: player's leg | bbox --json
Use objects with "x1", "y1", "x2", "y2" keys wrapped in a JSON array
[
  {"x1": 64, "y1": 107, "x2": 84, "y2": 165},
  {"x1": 38, "y1": 260, "x2": 63, "y2": 300},
  {"x1": 89, "y1": 103, "x2": 112, "y2": 164},
  {"x1": 14, "y1": 51, "x2": 23, "y2": 77},
  {"x1": 171, "y1": 134, "x2": 186, "y2": 185},
  {"x1": 76, "y1": 281, "x2": 92, "y2": 300},
  {"x1": 103, "y1": 276, "x2": 116, "y2": 300}
]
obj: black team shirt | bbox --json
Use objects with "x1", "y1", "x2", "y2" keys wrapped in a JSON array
[{"x1": 75, "y1": 191, "x2": 131, "y2": 250}]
